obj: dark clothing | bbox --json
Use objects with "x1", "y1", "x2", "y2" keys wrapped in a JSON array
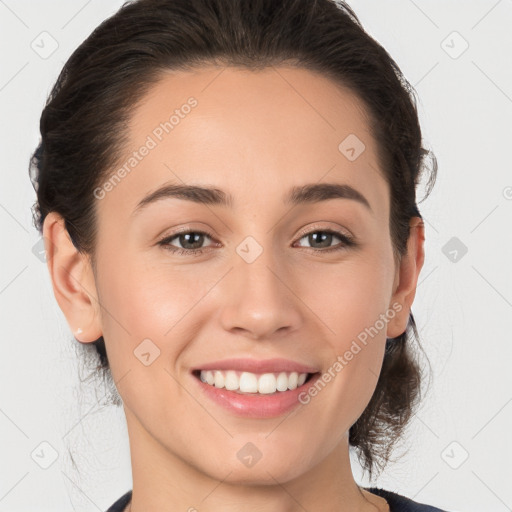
[
  {"x1": 106, "y1": 487, "x2": 451, "y2": 511},
  {"x1": 106, "y1": 490, "x2": 131, "y2": 512},
  {"x1": 365, "y1": 487, "x2": 450, "y2": 511}
]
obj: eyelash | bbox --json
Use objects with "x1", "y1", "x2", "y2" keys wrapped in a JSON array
[{"x1": 157, "y1": 227, "x2": 356, "y2": 256}]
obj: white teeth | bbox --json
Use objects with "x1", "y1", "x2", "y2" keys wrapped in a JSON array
[
  {"x1": 198, "y1": 369, "x2": 310, "y2": 394},
  {"x1": 205, "y1": 371, "x2": 215, "y2": 385},
  {"x1": 239, "y1": 371, "x2": 259, "y2": 392},
  {"x1": 276, "y1": 372, "x2": 289, "y2": 391},
  {"x1": 224, "y1": 370, "x2": 238, "y2": 391},
  {"x1": 288, "y1": 372, "x2": 298, "y2": 390},
  {"x1": 214, "y1": 371, "x2": 224, "y2": 388},
  {"x1": 258, "y1": 373, "x2": 277, "y2": 394}
]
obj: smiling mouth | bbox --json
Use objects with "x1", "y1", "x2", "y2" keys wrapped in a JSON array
[{"x1": 192, "y1": 369, "x2": 318, "y2": 395}]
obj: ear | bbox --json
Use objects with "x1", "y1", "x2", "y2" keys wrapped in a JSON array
[
  {"x1": 42, "y1": 212, "x2": 103, "y2": 344},
  {"x1": 386, "y1": 216, "x2": 425, "y2": 339}
]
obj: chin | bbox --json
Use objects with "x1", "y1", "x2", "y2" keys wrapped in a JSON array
[{"x1": 195, "y1": 442, "x2": 314, "y2": 486}]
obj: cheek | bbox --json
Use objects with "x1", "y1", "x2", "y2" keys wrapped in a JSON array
[
  {"x1": 294, "y1": 257, "x2": 391, "y2": 416},
  {"x1": 94, "y1": 248, "x2": 228, "y2": 401},
  {"x1": 298, "y1": 255, "x2": 393, "y2": 342},
  {"x1": 97, "y1": 246, "x2": 207, "y2": 338},
  {"x1": 94, "y1": 254, "x2": 199, "y2": 421}
]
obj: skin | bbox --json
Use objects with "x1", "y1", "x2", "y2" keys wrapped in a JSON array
[{"x1": 43, "y1": 65, "x2": 425, "y2": 512}]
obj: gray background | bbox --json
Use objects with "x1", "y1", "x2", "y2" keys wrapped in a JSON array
[{"x1": 1, "y1": 1, "x2": 511, "y2": 511}]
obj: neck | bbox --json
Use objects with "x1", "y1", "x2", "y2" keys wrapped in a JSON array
[{"x1": 124, "y1": 407, "x2": 387, "y2": 512}]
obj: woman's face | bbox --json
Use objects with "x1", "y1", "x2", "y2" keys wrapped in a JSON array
[{"x1": 68, "y1": 66, "x2": 420, "y2": 484}]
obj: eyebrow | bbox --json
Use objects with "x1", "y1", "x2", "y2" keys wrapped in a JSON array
[{"x1": 132, "y1": 181, "x2": 372, "y2": 216}]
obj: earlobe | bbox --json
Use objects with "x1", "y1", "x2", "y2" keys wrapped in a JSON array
[
  {"x1": 386, "y1": 216, "x2": 425, "y2": 339},
  {"x1": 42, "y1": 212, "x2": 102, "y2": 343}
]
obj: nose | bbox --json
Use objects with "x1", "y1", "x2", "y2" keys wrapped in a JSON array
[{"x1": 218, "y1": 245, "x2": 303, "y2": 340}]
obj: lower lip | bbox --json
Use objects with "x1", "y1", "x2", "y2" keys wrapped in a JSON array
[{"x1": 192, "y1": 372, "x2": 321, "y2": 419}]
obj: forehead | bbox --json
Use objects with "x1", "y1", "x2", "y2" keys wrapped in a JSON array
[{"x1": 98, "y1": 65, "x2": 389, "y2": 221}]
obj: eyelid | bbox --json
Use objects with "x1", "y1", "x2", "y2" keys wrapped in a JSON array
[
  {"x1": 157, "y1": 226, "x2": 217, "y2": 246},
  {"x1": 157, "y1": 224, "x2": 216, "y2": 240},
  {"x1": 294, "y1": 222, "x2": 353, "y2": 240}
]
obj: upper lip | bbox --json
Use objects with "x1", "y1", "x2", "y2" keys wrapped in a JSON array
[{"x1": 192, "y1": 358, "x2": 320, "y2": 374}]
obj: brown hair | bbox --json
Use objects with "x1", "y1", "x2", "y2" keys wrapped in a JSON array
[{"x1": 29, "y1": 0, "x2": 437, "y2": 481}]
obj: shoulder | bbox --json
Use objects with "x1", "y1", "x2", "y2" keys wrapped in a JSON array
[
  {"x1": 364, "y1": 487, "x2": 452, "y2": 512},
  {"x1": 105, "y1": 490, "x2": 132, "y2": 512}
]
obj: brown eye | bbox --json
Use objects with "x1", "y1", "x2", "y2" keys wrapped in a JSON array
[
  {"x1": 157, "y1": 229, "x2": 216, "y2": 256},
  {"x1": 295, "y1": 229, "x2": 355, "y2": 252}
]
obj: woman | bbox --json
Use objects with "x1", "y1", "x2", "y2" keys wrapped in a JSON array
[{"x1": 30, "y1": 0, "x2": 445, "y2": 510}]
